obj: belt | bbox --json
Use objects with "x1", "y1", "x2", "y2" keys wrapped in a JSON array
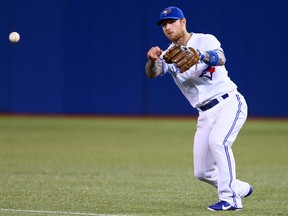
[{"x1": 199, "y1": 93, "x2": 229, "y2": 111}]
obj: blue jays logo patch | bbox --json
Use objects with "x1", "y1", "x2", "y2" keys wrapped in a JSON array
[
  {"x1": 163, "y1": 9, "x2": 172, "y2": 16},
  {"x1": 199, "y1": 66, "x2": 215, "y2": 80}
]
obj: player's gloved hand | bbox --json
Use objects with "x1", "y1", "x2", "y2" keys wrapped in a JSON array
[{"x1": 163, "y1": 45, "x2": 200, "y2": 73}]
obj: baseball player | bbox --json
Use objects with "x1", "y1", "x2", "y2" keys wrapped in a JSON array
[{"x1": 145, "y1": 6, "x2": 253, "y2": 211}]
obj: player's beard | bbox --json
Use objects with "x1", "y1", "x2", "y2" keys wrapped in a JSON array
[{"x1": 167, "y1": 30, "x2": 185, "y2": 45}]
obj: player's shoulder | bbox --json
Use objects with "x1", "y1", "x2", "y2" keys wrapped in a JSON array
[
  {"x1": 190, "y1": 32, "x2": 221, "y2": 49},
  {"x1": 192, "y1": 32, "x2": 218, "y2": 41}
]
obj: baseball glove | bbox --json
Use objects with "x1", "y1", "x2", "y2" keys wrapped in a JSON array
[{"x1": 163, "y1": 45, "x2": 200, "y2": 73}]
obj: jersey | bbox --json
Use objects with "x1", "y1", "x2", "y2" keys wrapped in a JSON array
[{"x1": 161, "y1": 33, "x2": 238, "y2": 109}]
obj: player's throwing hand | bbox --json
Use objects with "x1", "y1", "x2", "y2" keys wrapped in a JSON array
[{"x1": 147, "y1": 46, "x2": 163, "y2": 61}]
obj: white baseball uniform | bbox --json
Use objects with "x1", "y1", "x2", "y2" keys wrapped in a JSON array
[{"x1": 161, "y1": 33, "x2": 251, "y2": 208}]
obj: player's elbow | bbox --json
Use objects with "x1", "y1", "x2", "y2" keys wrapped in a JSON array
[
  {"x1": 218, "y1": 58, "x2": 225, "y2": 66},
  {"x1": 145, "y1": 69, "x2": 156, "y2": 78},
  {"x1": 217, "y1": 51, "x2": 226, "y2": 66}
]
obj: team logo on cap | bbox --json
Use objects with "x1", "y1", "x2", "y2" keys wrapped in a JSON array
[{"x1": 162, "y1": 8, "x2": 172, "y2": 16}]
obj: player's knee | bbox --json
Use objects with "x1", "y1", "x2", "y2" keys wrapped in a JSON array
[
  {"x1": 209, "y1": 136, "x2": 220, "y2": 144},
  {"x1": 209, "y1": 138, "x2": 224, "y2": 149},
  {"x1": 194, "y1": 170, "x2": 207, "y2": 181},
  {"x1": 194, "y1": 169, "x2": 218, "y2": 187}
]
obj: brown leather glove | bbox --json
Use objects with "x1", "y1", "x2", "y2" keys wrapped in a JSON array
[{"x1": 163, "y1": 45, "x2": 200, "y2": 73}]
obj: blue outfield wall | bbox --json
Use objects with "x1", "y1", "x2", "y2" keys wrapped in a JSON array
[{"x1": 0, "y1": 0, "x2": 287, "y2": 117}]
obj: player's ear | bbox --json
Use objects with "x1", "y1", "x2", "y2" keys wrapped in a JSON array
[
  {"x1": 180, "y1": 18, "x2": 186, "y2": 24},
  {"x1": 179, "y1": 18, "x2": 187, "y2": 27}
]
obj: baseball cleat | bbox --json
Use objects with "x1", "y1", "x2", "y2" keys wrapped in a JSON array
[
  {"x1": 208, "y1": 201, "x2": 242, "y2": 211},
  {"x1": 244, "y1": 186, "x2": 253, "y2": 198}
]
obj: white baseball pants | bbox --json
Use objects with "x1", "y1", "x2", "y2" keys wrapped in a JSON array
[{"x1": 193, "y1": 90, "x2": 250, "y2": 208}]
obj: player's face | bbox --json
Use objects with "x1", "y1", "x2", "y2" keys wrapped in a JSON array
[{"x1": 162, "y1": 19, "x2": 186, "y2": 42}]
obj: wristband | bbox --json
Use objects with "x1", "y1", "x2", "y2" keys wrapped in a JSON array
[{"x1": 207, "y1": 50, "x2": 219, "y2": 66}]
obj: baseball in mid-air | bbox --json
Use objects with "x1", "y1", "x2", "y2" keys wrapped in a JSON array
[{"x1": 9, "y1": 32, "x2": 20, "y2": 43}]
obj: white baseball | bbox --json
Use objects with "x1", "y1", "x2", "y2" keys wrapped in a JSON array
[{"x1": 9, "y1": 32, "x2": 20, "y2": 43}]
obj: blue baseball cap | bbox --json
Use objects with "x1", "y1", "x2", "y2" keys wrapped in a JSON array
[{"x1": 157, "y1": 6, "x2": 185, "y2": 26}]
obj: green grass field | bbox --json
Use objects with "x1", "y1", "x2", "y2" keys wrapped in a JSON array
[{"x1": 0, "y1": 115, "x2": 287, "y2": 216}]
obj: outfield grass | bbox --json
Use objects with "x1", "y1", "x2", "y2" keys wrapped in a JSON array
[{"x1": 0, "y1": 116, "x2": 287, "y2": 216}]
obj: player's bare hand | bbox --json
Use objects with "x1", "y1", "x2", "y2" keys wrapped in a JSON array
[{"x1": 147, "y1": 46, "x2": 163, "y2": 61}]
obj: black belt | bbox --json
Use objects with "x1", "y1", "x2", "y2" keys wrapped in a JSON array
[{"x1": 199, "y1": 93, "x2": 229, "y2": 111}]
